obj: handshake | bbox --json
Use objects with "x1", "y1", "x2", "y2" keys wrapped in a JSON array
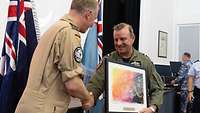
[{"x1": 81, "y1": 92, "x2": 95, "y2": 110}]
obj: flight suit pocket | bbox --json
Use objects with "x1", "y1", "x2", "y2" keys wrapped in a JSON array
[
  {"x1": 52, "y1": 104, "x2": 68, "y2": 113},
  {"x1": 16, "y1": 90, "x2": 46, "y2": 113}
]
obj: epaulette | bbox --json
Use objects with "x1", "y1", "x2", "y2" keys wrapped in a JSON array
[
  {"x1": 75, "y1": 33, "x2": 81, "y2": 38},
  {"x1": 194, "y1": 60, "x2": 200, "y2": 63},
  {"x1": 145, "y1": 54, "x2": 154, "y2": 65},
  {"x1": 96, "y1": 60, "x2": 103, "y2": 70},
  {"x1": 68, "y1": 22, "x2": 80, "y2": 38},
  {"x1": 96, "y1": 54, "x2": 110, "y2": 70}
]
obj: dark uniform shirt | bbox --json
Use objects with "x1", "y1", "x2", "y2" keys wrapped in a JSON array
[
  {"x1": 175, "y1": 61, "x2": 192, "y2": 90},
  {"x1": 87, "y1": 48, "x2": 164, "y2": 110}
]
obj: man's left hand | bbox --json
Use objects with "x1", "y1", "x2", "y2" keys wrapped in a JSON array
[
  {"x1": 139, "y1": 106, "x2": 156, "y2": 113},
  {"x1": 81, "y1": 92, "x2": 95, "y2": 110}
]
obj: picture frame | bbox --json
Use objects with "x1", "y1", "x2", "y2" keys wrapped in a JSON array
[
  {"x1": 105, "y1": 59, "x2": 147, "y2": 113},
  {"x1": 158, "y1": 30, "x2": 168, "y2": 58}
]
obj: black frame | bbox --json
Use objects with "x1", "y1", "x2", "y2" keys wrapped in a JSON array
[
  {"x1": 105, "y1": 58, "x2": 147, "y2": 113},
  {"x1": 158, "y1": 30, "x2": 168, "y2": 58}
]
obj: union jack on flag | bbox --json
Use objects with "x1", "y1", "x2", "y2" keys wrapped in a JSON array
[
  {"x1": 0, "y1": 0, "x2": 38, "y2": 113},
  {"x1": 97, "y1": 0, "x2": 103, "y2": 61}
]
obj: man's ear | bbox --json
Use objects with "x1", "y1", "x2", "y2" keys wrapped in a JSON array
[
  {"x1": 131, "y1": 36, "x2": 135, "y2": 44},
  {"x1": 84, "y1": 9, "x2": 92, "y2": 20}
]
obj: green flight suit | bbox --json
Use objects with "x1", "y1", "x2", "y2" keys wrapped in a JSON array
[{"x1": 87, "y1": 48, "x2": 164, "y2": 110}]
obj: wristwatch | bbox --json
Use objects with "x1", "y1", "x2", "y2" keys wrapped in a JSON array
[{"x1": 89, "y1": 92, "x2": 93, "y2": 96}]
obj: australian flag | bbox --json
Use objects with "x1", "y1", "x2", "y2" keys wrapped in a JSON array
[{"x1": 0, "y1": 0, "x2": 38, "y2": 113}]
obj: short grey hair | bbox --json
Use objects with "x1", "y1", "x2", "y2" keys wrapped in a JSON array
[
  {"x1": 71, "y1": 0, "x2": 97, "y2": 13},
  {"x1": 113, "y1": 23, "x2": 135, "y2": 38}
]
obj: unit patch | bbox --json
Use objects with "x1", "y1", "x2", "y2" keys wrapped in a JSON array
[{"x1": 74, "y1": 47, "x2": 83, "y2": 63}]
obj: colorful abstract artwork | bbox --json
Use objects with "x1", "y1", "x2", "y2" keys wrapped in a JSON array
[{"x1": 111, "y1": 67, "x2": 143, "y2": 103}]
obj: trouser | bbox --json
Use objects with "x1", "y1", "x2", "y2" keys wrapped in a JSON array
[
  {"x1": 192, "y1": 86, "x2": 200, "y2": 113},
  {"x1": 180, "y1": 90, "x2": 188, "y2": 113}
]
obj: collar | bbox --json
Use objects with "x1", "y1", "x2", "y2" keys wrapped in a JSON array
[
  {"x1": 60, "y1": 14, "x2": 79, "y2": 31},
  {"x1": 112, "y1": 48, "x2": 139, "y2": 61},
  {"x1": 184, "y1": 60, "x2": 192, "y2": 65},
  {"x1": 130, "y1": 48, "x2": 139, "y2": 60}
]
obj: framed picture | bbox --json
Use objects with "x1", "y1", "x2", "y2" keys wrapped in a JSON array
[
  {"x1": 105, "y1": 59, "x2": 147, "y2": 113},
  {"x1": 158, "y1": 30, "x2": 168, "y2": 58}
]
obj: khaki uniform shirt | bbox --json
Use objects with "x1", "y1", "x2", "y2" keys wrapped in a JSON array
[
  {"x1": 87, "y1": 48, "x2": 164, "y2": 110},
  {"x1": 15, "y1": 14, "x2": 83, "y2": 113}
]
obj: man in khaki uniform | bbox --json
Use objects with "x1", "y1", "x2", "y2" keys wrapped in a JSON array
[
  {"x1": 15, "y1": 0, "x2": 98, "y2": 113},
  {"x1": 82, "y1": 23, "x2": 164, "y2": 113}
]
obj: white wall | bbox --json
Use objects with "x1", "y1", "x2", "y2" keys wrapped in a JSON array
[
  {"x1": 175, "y1": 0, "x2": 200, "y2": 24},
  {"x1": 34, "y1": 0, "x2": 72, "y2": 35},
  {"x1": 0, "y1": 0, "x2": 9, "y2": 55},
  {"x1": 0, "y1": 0, "x2": 72, "y2": 57},
  {"x1": 139, "y1": 0, "x2": 176, "y2": 65},
  {"x1": 178, "y1": 24, "x2": 200, "y2": 61},
  {"x1": 139, "y1": 0, "x2": 200, "y2": 65},
  {"x1": 174, "y1": 0, "x2": 200, "y2": 61}
]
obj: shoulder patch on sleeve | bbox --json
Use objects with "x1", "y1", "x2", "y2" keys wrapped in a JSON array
[
  {"x1": 74, "y1": 47, "x2": 83, "y2": 63},
  {"x1": 69, "y1": 23, "x2": 79, "y2": 31}
]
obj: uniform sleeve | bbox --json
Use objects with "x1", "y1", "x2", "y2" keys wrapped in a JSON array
[
  {"x1": 87, "y1": 59, "x2": 105, "y2": 101},
  {"x1": 188, "y1": 64, "x2": 196, "y2": 76},
  {"x1": 54, "y1": 28, "x2": 83, "y2": 82},
  {"x1": 148, "y1": 60, "x2": 164, "y2": 109},
  {"x1": 175, "y1": 64, "x2": 185, "y2": 83}
]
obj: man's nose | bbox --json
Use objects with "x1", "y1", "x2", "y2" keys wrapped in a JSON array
[{"x1": 116, "y1": 40, "x2": 122, "y2": 45}]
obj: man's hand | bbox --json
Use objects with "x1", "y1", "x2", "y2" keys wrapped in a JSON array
[
  {"x1": 188, "y1": 92, "x2": 193, "y2": 102},
  {"x1": 139, "y1": 105, "x2": 156, "y2": 113},
  {"x1": 188, "y1": 76, "x2": 194, "y2": 102},
  {"x1": 81, "y1": 92, "x2": 95, "y2": 110}
]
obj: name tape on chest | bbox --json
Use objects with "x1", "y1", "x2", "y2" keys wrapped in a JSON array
[{"x1": 130, "y1": 61, "x2": 141, "y2": 67}]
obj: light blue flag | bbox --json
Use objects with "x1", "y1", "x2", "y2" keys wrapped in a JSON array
[
  {"x1": 82, "y1": 24, "x2": 98, "y2": 85},
  {"x1": 82, "y1": 25, "x2": 104, "y2": 113},
  {"x1": 82, "y1": 0, "x2": 104, "y2": 112}
]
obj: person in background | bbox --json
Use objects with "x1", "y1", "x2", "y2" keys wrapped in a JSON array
[
  {"x1": 15, "y1": 0, "x2": 98, "y2": 113},
  {"x1": 171, "y1": 52, "x2": 192, "y2": 113},
  {"x1": 82, "y1": 23, "x2": 164, "y2": 113},
  {"x1": 188, "y1": 60, "x2": 200, "y2": 113}
]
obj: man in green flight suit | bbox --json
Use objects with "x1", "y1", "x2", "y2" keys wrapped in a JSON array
[{"x1": 82, "y1": 23, "x2": 164, "y2": 113}]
